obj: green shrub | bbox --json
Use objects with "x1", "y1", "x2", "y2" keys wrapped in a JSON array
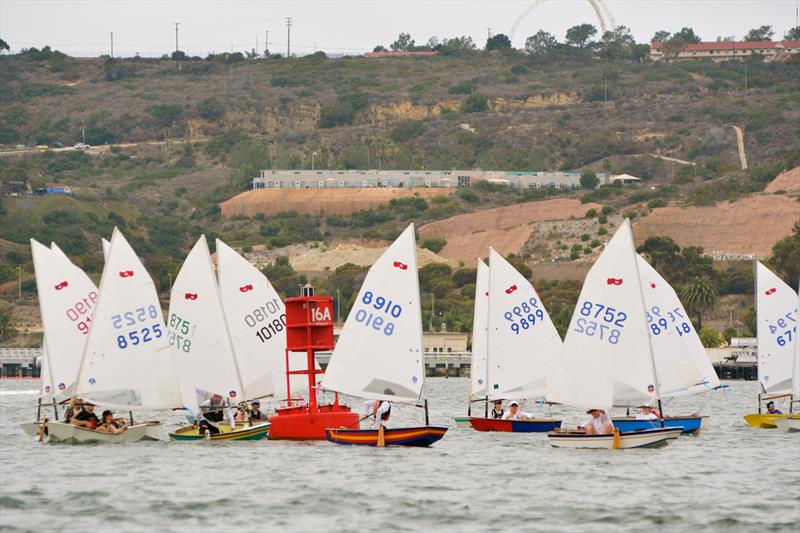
[
  {"x1": 390, "y1": 120, "x2": 424, "y2": 142},
  {"x1": 570, "y1": 250, "x2": 580, "y2": 260},
  {"x1": 197, "y1": 97, "x2": 224, "y2": 121},
  {"x1": 598, "y1": 214, "x2": 608, "y2": 224},
  {"x1": 648, "y1": 198, "x2": 667, "y2": 209},
  {"x1": 598, "y1": 226, "x2": 608, "y2": 236},
  {"x1": 459, "y1": 188, "x2": 480, "y2": 204},
  {"x1": 448, "y1": 81, "x2": 476, "y2": 95},
  {"x1": 601, "y1": 205, "x2": 612, "y2": 215},
  {"x1": 585, "y1": 208, "x2": 597, "y2": 218},
  {"x1": 462, "y1": 93, "x2": 488, "y2": 113},
  {"x1": 421, "y1": 237, "x2": 447, "y2": 253},
  {"x1": 590, "y1": 239, "x2": 601, "y2": 248},
  {"x1": 580, "y1": 233, "x2": 590, "y2": 241}
]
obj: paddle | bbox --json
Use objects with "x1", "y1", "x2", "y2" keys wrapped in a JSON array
[
  {"x1": 38, "y1": 418, "x2": 48, "y2": 442},
  {"x1": 340, "y1": 413, "x2": 373, "y2": 429},
  {"x1": 377, "y1": 424, "x2": 385, "y2": 448}
]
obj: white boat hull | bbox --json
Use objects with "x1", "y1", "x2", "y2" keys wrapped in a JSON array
[
  {"x1": 143, "y1": 421, "x2": 162, "y2": 440},
  {"x1": 773, "y1": 417, "x2": 800, "y2": 433},
  {"x1": 548, "y1": 427, "x2": 683, "y2": 449},
  {"x1": 20, "y1": 421, "x2": 42, "y2": 437},
  {"x1": 45, "y1": 421, "x2": 150, "y2": 443}
]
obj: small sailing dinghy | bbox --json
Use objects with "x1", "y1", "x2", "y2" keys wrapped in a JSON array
[
  {"x1": 546, "y1": 220, "x2": 683, "y2": 449},
  {"x1": 469, "y1": 249, "x2": 562, "y2": 433},
  {"x1": 45, "y1": 229, "x2": 183, "y2": 443},
  {"x1": 322, "y1": 224, "x2": 448, "y2": 447},
  {"x1": 167, "y1": 236, "x2": 270, "y2": 441},
  {"x1": 454, "y1": 258, "x2": 489, "y2": 429},
  {"x1": 22, "y1": 240, "x2": 99, "y2": 438},
  {"x1": 744, "y1": 263, "x2": 799, "y2": 428},
  {"x1": 612, "y1": 254, "x2": 721, "y2": 434}
]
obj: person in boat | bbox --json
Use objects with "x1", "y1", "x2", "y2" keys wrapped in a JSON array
[
  {"x1": 582, "y1": 408, "x2": 614, "y2": 434},
  {"x1": 196, "y1": 394, "x2": 236, "y2": 435},
  {"x1": 248, "y1": 399, "x2": 267, "y2": 421},
  {"x1": 70, "y1": 401, "x2": 99, "y2": 430},
  {"x1": 96, "y1": 410, "x2": 128, "y2": 434},
  {"x1": 766, "y1": 401, "x2": 783, "y2": 415},
  {"x1": 490, "y1": 400, "x2": 504, "y2": 419},
  {"x1": 64, "y1": 398, "x2": 83, "y2": 423},
  {"x1": 365, "y1": 399, "x2": 391, "y2": 428},
  {"x1": 501, "y1": 400, "x2": 533, "y2": 421},
  {"x1": 636, "y1": 404, "x2": 659, "y2": 421}
]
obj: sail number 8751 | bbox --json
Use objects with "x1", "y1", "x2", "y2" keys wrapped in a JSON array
[{"x1": 574, "y1": 301, "x2": 627, "y2": 344}]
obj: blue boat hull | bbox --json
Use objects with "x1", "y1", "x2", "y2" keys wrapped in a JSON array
[{"x1": 612, "y1": 416, "x2": 704, "y2": 434}]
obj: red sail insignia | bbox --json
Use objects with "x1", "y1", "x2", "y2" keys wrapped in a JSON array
[
  {"x1": 505, "y1": 285, "x2": 518, "y2": 294},
  {"x1": 606, "y1": 278, "x2": 623, "y2": 286},
  {"x1": 392, "y1": 261, "x2": 408, "y2": 270},
  {"x1": 54, "y1": 281, "x2": 69, "y2": 290},
  {"x1": 239, "y1": 284, "x2": 254, "y2": 292},
  {"x1": 119, "y1": 270, "x2": 134, "y2": 278},
  {"x1": 184, "y1": 293, "x2": 198, "y2": 300}
]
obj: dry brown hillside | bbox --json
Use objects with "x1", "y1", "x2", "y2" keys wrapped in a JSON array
[
  {"x1": 764, "y1": 165, "x2": 800, "y2": 193},
  {"x1": 633, "y1": 194, "x2": 798, "y2": 257}
]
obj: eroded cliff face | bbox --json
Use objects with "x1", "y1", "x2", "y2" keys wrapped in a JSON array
[{"x1": 210, "y1": 92, "x2": 577, "y2": 133}]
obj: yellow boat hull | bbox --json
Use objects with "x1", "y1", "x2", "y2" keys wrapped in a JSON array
[{"x1": 743, "y1": 413, "x2": 789, "y2": 428}]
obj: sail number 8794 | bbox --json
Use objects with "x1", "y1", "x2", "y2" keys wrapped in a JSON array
[{"x1": 574, "y1": 301, "x2": 627, "y2": 345}]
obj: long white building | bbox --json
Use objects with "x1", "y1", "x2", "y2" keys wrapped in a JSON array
[{"x1": 252, "y1": 169, "x2": 605, "y2": 190}]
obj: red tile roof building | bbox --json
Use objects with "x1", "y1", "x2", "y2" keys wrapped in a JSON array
[{"x1": 650, "y1": 40, "x2": 800, "y2": 62}]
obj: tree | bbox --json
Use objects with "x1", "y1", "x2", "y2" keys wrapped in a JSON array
[
  {"x1": 170, "y1": 50, "x2": 187, "y2": 60},
  {"x1": 661, "y1": 35, "x2": 690, "y2": 59},
  {"x1": 390, "y1": 33, "x2": 415, "y2": 51},
  {"x1": 0, "y1": 38, "x2": 9, "y2": 52},
  {"x1": 197, "y1": 96, "x2": 224, "y2": 121},
  {"x1": 146, "y1": 104, "x2": 183, "y2": 126},
  {"x1": 674, "y1": 27, "x2": 702, "y2": 44},
  {"x1": 680, "y1": 276, "x2": 718, "y2": 330},
  {"x1": 768, "y1": 219, "x2": 800, "y2": 290},
  {"x1": 372, "y1": 45, "x2": 387, "y2": 52},
  {"x1": 439, "y1": 36, "x2": 476, "y2": 55},
  {"x1": 565, "y1": 24, "x2": 597, "y2": 48},
  {"x1": 651, "y1": 30, "x2": 671, "y2": 43},
  {"x1": 229, "y1": 139, "x2": 271, "y2": 188},
  {"x1": 461, "y1": 93, "x2": 488, "y2": 113},
  {"x1": 599, "y1": 25, "x2": 636, "y2": 59},
  {"x1": 485, "y1": 34, "x2": 512, "y2": 51},
  {"x1": 698, "y1": 327, "x2": 725, "y2": 348},
  {"x1": 745, "y1": 25, "x2": 774, "y2": 41},
  {"x1": 525, "y1": 30, "x2": 558, "y2": 55},
  {"x1": 579, "y1": 170, "x2": 599, "y2": 189},
  {"x1": 786, "y1": 26, "x2": 800, "y2": 41}
]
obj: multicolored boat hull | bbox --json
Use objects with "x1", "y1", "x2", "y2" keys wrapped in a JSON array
[
  {"x1": 325, "y1": 426, "x2": 448, "y2": 447},
  {"x1": 169, "y1": 422, "x2": 270, "y2": 441},
  {"x1": 469, "y1": 417, "x2": 561, "y2": 433},
  {"x1": 613, "y1": 416, "x2": 705, "y2": 434},
  {"x1": 743, "y1": 413, "x2": 790, "y2": 429}
]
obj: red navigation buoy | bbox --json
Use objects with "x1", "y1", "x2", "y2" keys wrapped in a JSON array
[{"x1": 268, "y1": 286, "x2": 359, "y2": 439}]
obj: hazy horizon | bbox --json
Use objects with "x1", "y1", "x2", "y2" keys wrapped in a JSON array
[{"x1": 1, "y1": 0, "x2": 798, "y2": 57}]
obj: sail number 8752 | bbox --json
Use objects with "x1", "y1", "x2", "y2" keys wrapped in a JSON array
[{"x1": 574, "y1": 301, "x2": 627, "y2": 344}]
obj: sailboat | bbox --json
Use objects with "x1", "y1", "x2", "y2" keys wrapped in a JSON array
[
  {"x1": 468, "y1": 249, "x2": 562, "y2": 433},
  {"x1": 453, "y1": 258, "x2": 489, "y2": 428},
  {"x1": 546, "y1": 220, "x2": 683, "y2": 449},
  {"x1": 612, "y1": 254, "x2": 721, "y2": 434},
  {"x1": 45, "y1": 229, "x2": 183, "y2": 442},
  {"x1": 744, "y1": 263, "x2": 799, "y2": 429},
  {"x1": 167, "y1": 236, "x2": 270, "y2": 441},
  {"x1": 20, "y1": 240, "x2": 100, "y2": 438},
  {"x1": 322, "y1": 224, "x2": 448, "y2": 447}
]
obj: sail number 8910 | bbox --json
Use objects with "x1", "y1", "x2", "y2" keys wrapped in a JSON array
[{"x1": 355, "y1": 290, "x2": 401, "y2": 336}]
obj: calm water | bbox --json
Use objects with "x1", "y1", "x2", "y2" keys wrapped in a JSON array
[{"x1": 1, "y1": 378, "x2": 798, "y2": 532}]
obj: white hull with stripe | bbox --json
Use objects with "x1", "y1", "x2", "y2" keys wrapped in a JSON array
[{"x1": 547, "y1": 427, "x2": 683, "y2": 449}]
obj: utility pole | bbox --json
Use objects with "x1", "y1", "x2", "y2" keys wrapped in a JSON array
[
  {"x1": 265, "y1": 30, "x2": 269, "y2": 56},
  {"x1": 486, "y1": 27, "x2": 492, "y2": 39},
  {"x1": 110, "y1": 32, "x2": 114, "y2": 59},
  {"x1": 17, "y1": 267, "x2": 22, "y2": 300},
  {"x1": 286, "y1": 17, "x2": 292, "y2": 57},
  {"x1": 256, "y1": 34, "x2": 259, "y2": 56},
  {"x1": 174, "y1": 22, "x2": 180, "y2": 70},
  {"x1": 81, "y1": 120, "x2": 86, "y2": 144}
]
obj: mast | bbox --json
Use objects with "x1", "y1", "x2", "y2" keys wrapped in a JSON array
[
  {"x1": 411, "y1": 224, "x2": 426, "y2": 413},
  {"x1": 754, "y1": 260, "x2": 761, "y2": 412},
  {"x1": 485, "y1": 249, "x2": 494, "y2": 410},
  {"x1": 628, "y1": 221, "x2": 664, "y2": 427},
  {"x1": 209, "y1": 238, "x2": 247, "y2": 401}
]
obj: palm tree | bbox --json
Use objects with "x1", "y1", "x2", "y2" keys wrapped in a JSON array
[{"x1": 679, "y1": 276, "x2": 718, "y2": 330}]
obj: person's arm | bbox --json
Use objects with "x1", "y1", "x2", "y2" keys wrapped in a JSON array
[{"x1": 225, "y1": 407, "x2": 236, "y2": 430}]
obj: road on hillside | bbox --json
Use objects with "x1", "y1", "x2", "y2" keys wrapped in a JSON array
[{"x1": 0, "y1": 138, "x2": 210, "y2": 158}]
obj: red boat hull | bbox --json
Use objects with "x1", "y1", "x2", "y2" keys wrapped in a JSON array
[
  {"x1": 268, "y1": 403, "x2": 359, "y2": 440},
  {"x1": 469, "y1": 417, "x2": 561, "y2": 433},
  {"x1": 325, "y1": 426, "x2": 448, "y2": 447}
]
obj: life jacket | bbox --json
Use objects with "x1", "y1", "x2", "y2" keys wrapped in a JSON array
[
  {"x1": 204, "y1": 405, "x2": 225, "y2": 423},
  {"x1": 380, "y1": 405, "x2": 391, "y2": 421},
  {"x1": 491, "y1": 409, "x2": 504, "y2": 419}
]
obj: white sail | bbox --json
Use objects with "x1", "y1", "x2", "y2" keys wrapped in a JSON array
[
  {"x1": 756, "y1": 262, "x2": 798, "y2": 396},
  {"x1": 487, "y1": 248, "x2": 562, "y2": 401},
  {"x1": 793, "y1": 283, "x2": 800, "y2": 399},
  {"x1": 31, "y1": 239, "x2": 98, "y2": 400},
  {"x1": 637, "y1": 255, "x2": 720, "y2": 396},
  {"x1": 470, "y1": 258, "x2": 489, "y2": 400},
  {"x1": 75, "y1": 228, "x2": 181, "y2": 409},
  {"x1": 547, "y1": 220, "x2": 656, "y2": 410},
  {"x1": 169, "y1": 236, "x2": 244, "y2": 404},
  {"x1": 39, "y1": 340, "x2": 55, "y2": 400},
  {"x1": 102, "y1": 238, "x2": 111, "y2": 262},
  {"x1": 322, "y1": 224, "x2": 424, "y2": 404},
  {"x1": 216, "y1": 239, "x2": 317, "y2": 401}
]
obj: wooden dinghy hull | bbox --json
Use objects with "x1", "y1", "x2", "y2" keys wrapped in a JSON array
[
  {"x1": 547, "y1": 427, "x2": 683, "y2": 449},
  {"x1": 168, "y1": 421, "x2": 271, "y2": 441},
  {"x1": 743, "y1": 413, "x2": 790, "y2": 429},
  {"x1": 469, "y1": 417, "x2": 562, "y2": 433},
  {"x1": 613, "y1": 416, "x2": 705, "y2": 434},
  {"x1": 773, "y1": 415, "x2": 800, "y2": 433},
  {"x1": 45, "y1": 421, "x2": 150, "y2": 443},
  {"x1": 325, "y1": 426, "x2": 448, "y2": 447},
  {"x1": 453, "y1": 417, "x2": 471, "y2": 428}
]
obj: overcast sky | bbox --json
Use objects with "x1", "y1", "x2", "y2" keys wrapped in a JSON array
[{"x1": 1, "y1": 0, "x2": 798, "y2": 57}]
